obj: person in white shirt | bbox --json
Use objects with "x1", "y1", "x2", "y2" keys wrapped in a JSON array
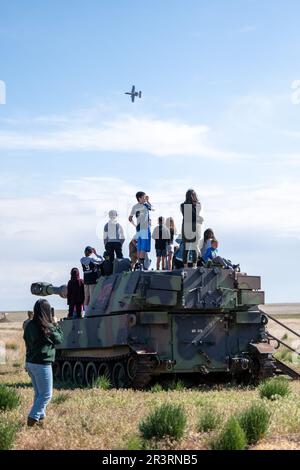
[
  {"x1": 103, "y1": 210, "x2": 125, "y2": 262},
  {"x1": 165, "y1": 217, "x2": 177, "y2": 270},
  {"x1": 129, "y1": 191, "x2": 153, "y2": 270},
  {"x1": 80, "y1": 246, "x2": 103, "y2": 308}
]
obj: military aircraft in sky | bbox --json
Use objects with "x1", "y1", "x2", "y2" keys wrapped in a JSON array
[{"x1": 125, "y1": 85, "x2": 142, "y2": 103}]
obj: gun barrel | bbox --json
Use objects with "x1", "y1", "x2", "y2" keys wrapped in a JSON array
[{"x1": 31, "y1": 282, "x2": 68, "y2": 299}]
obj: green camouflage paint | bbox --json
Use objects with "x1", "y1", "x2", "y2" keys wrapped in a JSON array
[{"x1": 31, "y1": 266, "x2": 283, "y2": 386}]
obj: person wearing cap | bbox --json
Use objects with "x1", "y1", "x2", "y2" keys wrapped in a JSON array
[
  {"x1": 103, "y1": 210, "x2": 125, "y2": 263},
  {"x1": 80, "y1": 246, "x2": 103, "y2": 308}
]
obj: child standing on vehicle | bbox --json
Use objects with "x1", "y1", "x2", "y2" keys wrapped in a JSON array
[
  {"x1": 103, "y1": 210, "x2": 125, "y2": 262},
  {"x1": 129, "y1": 191, "x2": 153, "y2": 270},
  {"x1": 180, "y1": 189, "x2": 203, "y2": 268},
  {"x1": 152, "y1": 217, "x2": 170, "y2": 270},
  {"x1": 67, "y1": 268, "x2": 85, "y2": 318},
  {"x1": 165, "y1": 217, "x2": 177, "y2": 270}
]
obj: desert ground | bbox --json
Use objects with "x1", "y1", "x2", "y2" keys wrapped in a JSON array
[{"x1": 0, "y1": 304, "x2": 300, "y2": 450}]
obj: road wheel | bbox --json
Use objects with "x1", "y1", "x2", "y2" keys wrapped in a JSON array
[
  {"x1": 85, "y1": 362, "x2": 98, "y2": 387},
  {"x1": 112, "y1": 362, "x2": 127, "y2": 389},
  {"x1": 127, "y1": 356, "x2": 138, "y2": 381},
  {"x1": 62, "y1": 361, "x2": 73, "y2": 384},
  {"x1": 73, "y1": 361, "x2": 85, "y2": 387},
  {"x1": 98, "y1": 363, "x2": 110, "y2": 379}
]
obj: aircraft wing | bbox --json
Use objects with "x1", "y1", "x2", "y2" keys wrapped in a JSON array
[
  {"x1": 131, "y1": 85, "x2": 135, "y2": 94},
  {"x1": 131, "y1": 94, "x2": 135, "y2": 103}
]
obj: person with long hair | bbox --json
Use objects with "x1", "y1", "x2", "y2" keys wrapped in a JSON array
[
  {"x1": 165, "y1": 217, "x2": 177, "y2": 270},
  {"x1": 23, "y1": 299, "x2": 63, "y2": 427},
  {"x1": 67, "y1": 267, "x2": 85, "y2": 318},
  {"x1": 180, "y1": 189, "x2": 203, "y2": 267},
  {"x1": 200, "y1": 228, "x2": 215, "y2": 260}
]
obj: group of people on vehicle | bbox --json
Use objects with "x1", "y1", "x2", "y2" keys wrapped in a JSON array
[
  {"x1": 65, "y1": 188, "x2": 239, "y2": 318},
  {"x1": 22, "y1": 187, "x2": 239, "y2": 429}
]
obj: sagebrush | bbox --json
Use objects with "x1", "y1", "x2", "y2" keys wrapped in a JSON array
[
  {"x1": 212, "y1": 417, "x2": 247, "y2": 450},
  {"x1": 0, "y1": 384, "x2": 20, "y2": 411},
  {"x1": 237, "y1": 402, "x2": 270, "y2": 444},
  {"x1": 139, "y1": 403, "x2": 187, "y2": 441}
]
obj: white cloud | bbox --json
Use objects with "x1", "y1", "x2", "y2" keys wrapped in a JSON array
[
  {"x1": 0, "y1": 113, "x2": 240, "y2": 160},
  {"x1": 1, "y1": 174, "x2": 300, "y2": 310},
  {"x1": 1, "y1": 176, "x2": 300, "y2": 248}
]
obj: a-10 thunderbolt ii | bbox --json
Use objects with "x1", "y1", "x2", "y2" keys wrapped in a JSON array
[
  {"x1": 125, "y1": 85, "x2": 142, "y2": 103},
  {"x1": 31, "y1": 262, "x2": 300, "y2": 389}
]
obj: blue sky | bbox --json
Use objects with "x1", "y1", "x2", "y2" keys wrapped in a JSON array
[{"x1": 1, "y1": 0, "x2": 300, "y2": 310}]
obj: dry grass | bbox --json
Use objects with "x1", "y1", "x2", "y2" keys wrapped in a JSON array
[{"x1": 1, "y1": 321, "x2": 300, "y2": 450}]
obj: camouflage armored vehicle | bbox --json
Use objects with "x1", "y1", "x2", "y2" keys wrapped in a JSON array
[{"x1": 31, "y1": 265, "x2": 300, "y2": 388}]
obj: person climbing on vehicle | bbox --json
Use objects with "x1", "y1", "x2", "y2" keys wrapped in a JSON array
[{"x1": 80, "y1": 246, "x2": 103, "y2": 308}]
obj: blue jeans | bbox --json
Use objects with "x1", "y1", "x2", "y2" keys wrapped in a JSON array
[{"x1": 26, "y1": 362, "x2": 53, "y2": 421}]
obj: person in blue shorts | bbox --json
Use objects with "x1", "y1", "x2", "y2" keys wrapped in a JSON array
[{"x1": 129, "y1": 191, "x2": 153, "y2": 270}]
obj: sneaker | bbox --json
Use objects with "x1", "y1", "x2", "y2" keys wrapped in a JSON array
[{"x1": 27, "y1": 417, "x2": 39, "y2": 427}]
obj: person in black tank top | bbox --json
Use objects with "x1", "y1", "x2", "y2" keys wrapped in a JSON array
[{"x1": 152, "y1": 217, "x2": 170, "y2": 270}]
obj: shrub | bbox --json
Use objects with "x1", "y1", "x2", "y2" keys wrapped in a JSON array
[
  {"x1": 125, "y1": 435, "x2": 144, "y2": 450},
  {"x1": 52, "y1": 393, "x2": 70, "y2": 405},
  {"x1": 197, "y1": 408, "x2": 221, "y2": 433},
  {"x1": 166, "y1": 379, "x2": 185, "y2": 391},
  {"x1": 139, "y1": 403, "x2": 187, "y2": 441},
  {"x1": 92, "y1": 375, "x2": 112, "y2": 390},
  {"x1": 237, "y1": 402, "x2": 270, "y2": 444},
  {"x1": 0, "y1": 384, "x2": 20, "y2": 411},
  {"x1": 259, "y1": 377, "x2": 291, "y2": 400},
  {"x1": 150, "y1": 383, "x2": 163, "y2": 393},
  {"x1": 211, "y1": 417, "x2": 247, "y2": 450},
  {"x1": 0, "y1": 420, "x2": 18, "y2": 450},
  {"x1": 275, "y1": 348, "x2": 293, "y2": 363}
]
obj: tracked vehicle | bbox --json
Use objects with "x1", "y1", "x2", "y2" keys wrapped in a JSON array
[{"x1": 31, "y1": 265, "x2": 300, "y2": 388}]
